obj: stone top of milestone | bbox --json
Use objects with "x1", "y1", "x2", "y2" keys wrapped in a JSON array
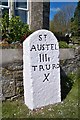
[{"x1": 24, "y1": 29, "x2": 59, "y2": 51}]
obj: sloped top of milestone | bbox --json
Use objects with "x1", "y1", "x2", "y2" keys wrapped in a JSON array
[{"x1": 23, "y1": 29, "x2": 58, "y2": 44}]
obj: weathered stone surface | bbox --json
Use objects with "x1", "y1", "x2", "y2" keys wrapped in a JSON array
[
  {"x1": 2, "y1": 69, "x2": 13, "y2": 80},
  {"x1": 2, "y1": 79, "x2": 15, "y2": 98},
  {"x1": 5, "y1": 61, "x2": 23, "y2": 71},
  {"x1": 23, "y1": 30, "x2": 61, "y2": 110},
  {"x1": 14, "y1": 71, "x2": 23, "y2": 81},
  {"x1": 60, "y1": 49, "x2": 75, "y2": 60},
  {"x1": 1, "y1": 60, "x2": 23, "y2": 99},
  {"x1": 0, "y1": 49, "x2": 23, "y2": 66},
  {"x1": 29, "y1": 2, "x2": 50, "y2": 30},
  {"x1": 60, "y1": 53, "x2": 80, "y2": 74},
  {"x1": 0, "y1": 67, "x2": 2, "y2": 101}
]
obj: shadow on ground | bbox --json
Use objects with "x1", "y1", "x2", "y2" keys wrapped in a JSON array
[{"x1": 60, "y1": 67, "x2": 73, "y2": 101}]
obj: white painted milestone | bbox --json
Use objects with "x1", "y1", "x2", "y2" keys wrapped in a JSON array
[{"x1": 23, "y1": 29, "x2": 61, "y2": 110}]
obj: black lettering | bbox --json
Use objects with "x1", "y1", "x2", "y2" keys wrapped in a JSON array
[
  {"x1": 52, "y1": 64, "x2": 60, "y2": 69},
  {"x1": 37, "y1": 44, "x2": 41, "y2": 51},
  {"x1": 52, "y1": 64, "x2": 55, "y2": 69},
  {"x1": 45, "y1": 64, "x2": 50, "y2": 70},
  {"x1": 43, "y1": 73, "x2": 50, "y2": 82},
  {"x1": 30, "y1": 45, "x2": 36, "y2": 51},
  {"x1": 45, "y1": 54, "x2": 47, "y2": 62},
  {"x1": 46, "y1": 44, "x2": 50, "y2": 50},
  {"x1": 48, "y1": 57, "x2": 50, "y2": 62},
  {"x1": 41, "y1": 44, "x2": 45, "y2": 50},
  {"x1": 39, "y1": 65, "x2": 44, "y2": 71},
  {"x1": 39, "y1": 54, "x2": 41, "y2": 62},
  {"x1": 39, "y1": 35, "x2": 42, "y2": 41},
  {"x1": 55, "y1": 44, "x2": 58, "y2": 50},
  {"x1": 42, "y1": 54, "x2": 44, "y2": 62},
  {"x1": 51, "y1": 44, "x2": 54, "y2": 50},
  {"x1": 57, "y1": 64, "x2": 60, "y2": 68},
  {"x1": 44, "y1": 34, "x2": 47, "y2": 41},
  {"x1": 32, "y1": 66, "x2": 37, "y2": 71},
  {"x1": 37, "y1": 44, "x2": 45, "y2": 51}
]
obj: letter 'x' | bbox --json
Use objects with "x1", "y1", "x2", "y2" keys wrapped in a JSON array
[{"x1": 43, "y1": 73, "x2": 50, "y2": 82}]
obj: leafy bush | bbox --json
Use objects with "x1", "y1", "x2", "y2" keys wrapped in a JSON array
[
  {"x1": 0, "y1": 13, "x2": 31, "y2": 43},
  {"x1": 59, "y1": 41, "x2": 69, "y2": 48},
  {"x1": 1, "y1": 13, "x2": 9, "y2": 40}
]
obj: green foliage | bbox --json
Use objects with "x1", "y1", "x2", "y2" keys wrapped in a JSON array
[
  {"x1": 59, "y1": 41, "x2": 69, "y2": 48},
  {"x1": 71, "y1": 1, "x2": 80, "y2": 37},
  {"x1": 1, "y1": 13, "x2": 30, "y2": 43},
  {"x1": 68, "y1": 72, "x2": 77, "y2": 84},
  {"x1": 1, "y1": 13, "x2": 9, "y2": 39}
]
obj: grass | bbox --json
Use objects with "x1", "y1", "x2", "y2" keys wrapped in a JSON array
[
  {"x1": 2, "y1": 72, "x2": 79, "y2": 119},
  {"x1": 0, "y1": 101, "x2": 2, "y2": 120}
]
